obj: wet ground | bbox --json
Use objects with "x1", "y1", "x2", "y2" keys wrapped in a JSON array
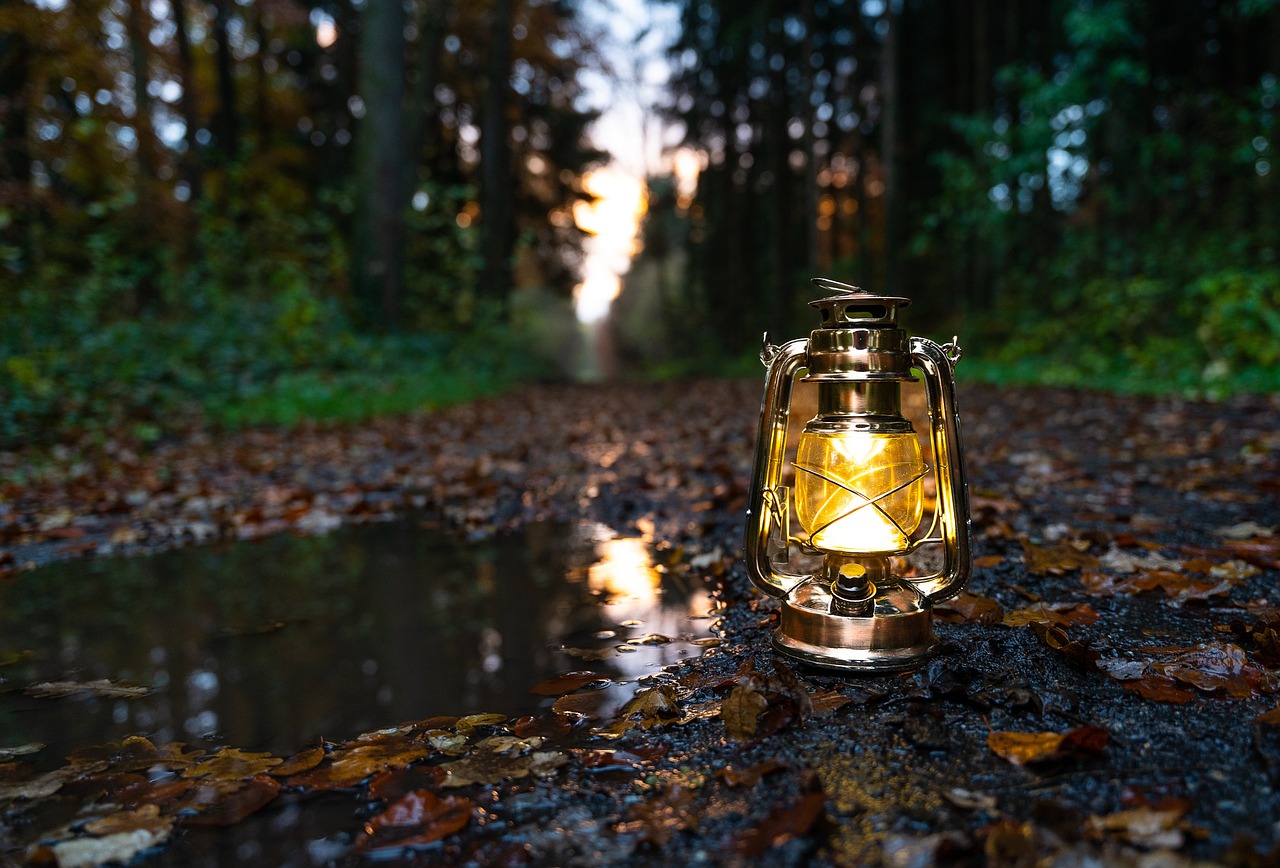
[{"x1": 2, "y1": 379, "x2": 1280, "y2": 865}]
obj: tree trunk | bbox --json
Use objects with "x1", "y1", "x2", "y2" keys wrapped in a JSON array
[
  {"x1": 212, "y1": 0, "x2": 239, "y2": 163},
  {"x1": 800, "y1": 0, "x2": 820, "y2": 276},
  {"x1": 0, "y1": 5, "x2": 31, "y2": 274},
  {"x1": 880, "y1": 2, "x2": 900, "y2": 293},
  {"x1": 479, "y1": 0, "x2": 515, "y2": 310},
  {"x1": 126, "y1": 0, "x2": 160, "y2": 311},
  {"x1": 354, "y1": 0, "x2": 407, "y2": 325},
  {"x1": 169, "y1": 0, "x2": 203, "y2": 203}
]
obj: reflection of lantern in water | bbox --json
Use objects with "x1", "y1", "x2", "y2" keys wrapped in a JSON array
[
  {"x1": 588, "y1": 537, "x2": 661, "y2": 604},
  {"x1": 744, "y1": 279, "x2": 972, "y2": 672}
]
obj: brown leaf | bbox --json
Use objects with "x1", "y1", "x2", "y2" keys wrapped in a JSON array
[
  {"x1": 287, "y1": 737, "x2": 434, "y2": 790},
  {"x1": 368, "y1": 766, "x2": 448, "y2": 802},
  {"x1": 809, "y1": 689, "x2": 852, "y2": 714},
  {"x1": 439, "y1": 748, "x2": 567, "y2": 788},
  {"x1": 1224, "y1": 537, "x2": 1280, "y2": 569},
  {"x1": 182, "y1": 747, "x2": 282, "y2": 781},
  {"x1": 721, "y1": 683, "x2": 769, "y2": 741},
  {"x1": 1029, "y1": 622, "x2": 1098, "y2": 667},
  {"x1": 560, "y1": 646, "x2": 616, "y2": 661},
  {"x1": 1123, "y1": 675, "x2": 1198, "y2": 704},
  {"x1": 719, "y1": 758, "x2": 787, "y2": 788},
  {"x1": 356, "y1": 790, "x2": 474, "y2": 852},
  {"x1": 987, "y1": 726, "x2": 1108, "y2": 765},
  {"x1": 25, "y1": 679, "x2": 150, "y2": 699},
  {"x1": 602, "y1": 684, "x2": 683, "y2": 735},
  {"x1": 269, "y1": 746, "x2": 325, "y2": 777},
  {"x1": 66, "y1": 737, "x2": 200, "y2": 772},
  {"x1": 615, "y1": 785, "x2": 699, "y2": 846},
  {"x1": 0, "y1": 760, "x2": 109, "y2": 803},
  {"x1": 973, "y1": 554, "x2": 1005, "y2": 569},
  {"x1": 1003, "y1": 602, "x2": 1098, "y2": 628},
  {"x1": 177, "y1": 776, "x2": 281, "y2": 826},
  {"x1": 1086, "y1": 805, "x2": 1188, "y2": 849},
  {"x1": 730, "y1": 790, "x2": 826, "y2": 857},
  {"x1": 935, "y1": 591, "x2": 1004, "y2": 625},
  {"x1": 1151, "y1": 642, "x2": 1276, "y2": 697},
  {"x1": 529, "y1": 670, "x2": 607, "y2": 696},
  {"x1": 1021, "y1": 540, "x2": 1100, "y2": 576},
  {"x1": 551, "y1": 689, "x2": 613, "y2": 721},
  {"x1": 51, "y1": 804, "x2": 176, "y2": 867}
]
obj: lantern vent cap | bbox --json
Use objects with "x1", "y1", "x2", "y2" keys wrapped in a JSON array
[{"x1": 808, "y1": 277, "x2": 909, "y2": 328}]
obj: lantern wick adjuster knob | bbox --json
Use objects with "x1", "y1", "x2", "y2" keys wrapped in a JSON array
[{"x1": 828, "y1": 560, "x2": 878, "y2": 617}]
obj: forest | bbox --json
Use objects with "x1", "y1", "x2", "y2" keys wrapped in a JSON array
[{"x1": 2, "y1": 0, "x2": 1278, "y2": 449}]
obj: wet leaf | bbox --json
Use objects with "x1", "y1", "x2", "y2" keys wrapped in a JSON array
[
  {"x1": 973, "y1": 554, "x2": 1005, "y2": 568},
  {"x1": 1217, "y1": 521, "x2": 1275, "y2": 539},
  {"x1": 600, "y1": 684, "x2": 683, "y2": 736},
  {"x1": 0, "y1": 761, "x2": 109, "y2": 802},
  {"x1": 439, "y1": 748, "x2": 567, "y2": 788},
  {"x1": 454, "y1": 713, "x2": 506, "y2": 733},
  {"x1": 809, "y1": 689, "x2": 852, "y2": 714},
  {"x1": 1123, "y1": 675, "x2": 1198, "y2": 704},
  {"x1": 1085, "y1": 805, "x2": 1188, "y2": 849},
  {"x1": 182, "y1": 747, "x2": 282, "y2": 780},
  {"x1": 25, "y1": 679, "x2": 150, "y2": 699},
  {"x1": 719, "y1": 758, "x2": 787, "y2": 787},
  {"x1": 943, "y1": 787, "x2": 999, "y2": 812},
  {"x1": 987, "y1": 726, "x2": 1108, "y2": 765},
  {"x1": 560, "y1": 650, "x2": 619, "y2": 660},
  {"x1": 50, "y1": 804, "x2": 175, "y2": 868},
  {"x1": 269, "y1": 746, "x2": 325, "y2": 777},
  {"x1": 625, "y1": 632, "x2": 672, "y2": 646},
  {"x1": 721, "y1": 683, "x2": 769, "y2": 741},
  {"x1": 287, "y1": 737, "x2": 434, "y2": 790},
  {"x1": 529, "y1": 670, "x2": 608, "y2": 696},
  {"x1": 730, "y1": 790, "x2": 826, "y2": 857},
  {"x1": 935, "y1": 591, "x2": 1004, "y2": 624},
  {"x1": 551, "y1": 689, "x2": 613, "y2": 720},
  {"x1": 1003, "y1": 602, "x2": 1098, "y2": 628},
  {"x1": 1223, "y1": 538, "x2": 1280, "y2": 569},
  {"x1": 1150, "y1": 642, "x2": 1276, "y2": 697},
  {"x1": 615, "y1": 785, "x2": 699, "y2": 846},
  {"x1": 356, "y1": 790, "x2": 474, "y2": 852},
  {"x1": 176, "y1": 776, "x2": 281, "y2": 826},
  {"x1": 66, "y1": 737, "x2": 200, "y2": 773},
  {"x1": 368, "y1": 765, "x2": 448, "y2": 802},
  {"x1": 0, "y1": 742, "x2": 43, "y2": 758},
  {"x1": 1021, "y1": 540, "x2": 1100, "y2": 576}
]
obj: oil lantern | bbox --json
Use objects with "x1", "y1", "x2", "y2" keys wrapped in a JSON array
[{"x1": 744, "y1": 278, "x2": 971, "y2": 671}]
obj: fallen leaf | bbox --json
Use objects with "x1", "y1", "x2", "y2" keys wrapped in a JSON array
[
  {"x1": 0, "y1": 743, "x2": 43, "y2": 759},
  {"x1": 1150, "y1": 642, "x2": 1275, "y2": 697},
  {"x1": 935, "y1": 591, "x2": 1004, "y2": 625},
  {"x1": 368, "y1": 765, "x2": 448, "y2": 802},
  {"x1": 1222, "y1": 538, "x2": 1280, "y2": 569},
  {"x1": 1003, "y1": 603, "x2": 1098, "y2": 628},
  {"x1": 719, "y1": 758, "x2": 786, "y2": 788},
  {"x1": 943, "y1": 787, "x2": 998, "y2": 812},
  {"x1": 51, "y1": 804, "x2": 175, "y2": 868},
  {"x1": 439, "y1": 748, "x2": 567, "y2": 788},
  {"x1": 987, "y1": 726, "x2": 1108, "y2": 765},
  {"x1": 529, "y1": 670, "x2": 607, "y2": 696},
  {"x1": 1086, "y1": 805, "x2": 1188, "y2": 849},
  {"x1": 67, "y1": 738, "x2": 200, "y2": 773},
  {"x1": 0, "y1": 760, "x2": 109, "y2": 802},
  {"x1": 176, "y1": 776, "x2": 281, "y2": 826},
  {"x1": 730, "y1": 790, "x2": 826, "y2": 857},
  {"x1": 287, "y1": 737, "x2": 434, "y2": 790},
  {"x1": 809, "y1": 689, "x2": 852, "y2": 714},
  {"x1": 356, "y1": 790, "x2": 474, "y2": 852},
  {"x1": 269, "y1": 746, "x2": 325, "y2": 777},
  {"x1": 615, "y1": 785, "x2": 699, "y2": 846},
  {"x1": 721, "y1": 683, "x2": 769, "y2": 741},
  {"x1": 182, "y1": 747, "x2": 282, "y2": 780},
  {"x1": 25, "y1": 679, "x2": 150, "y2": 699},
  {"x1": 1098, "y1": 548, "x2": 1183, "y2": 574},
  {"x1": 1021, "y1": 540, "x2": 1100, "y2": 576},
  {"x1": 560, "y1": 646, "x2": 616, "y2": 661},
  {"x1": 1122, "y1": 675, "x2": 1198, "y2": 704},
  {"x1": 973, "y1": 554, "x2": 1005, "y2": 569},
  {"x1": 600, "y1": 684, "x2": 683, "y2": 736},
  {"x1": 1217, "y1": 521, "x2": 1275, "y2": 540}
]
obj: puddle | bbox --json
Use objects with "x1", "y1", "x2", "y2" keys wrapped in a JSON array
[{"x1": 0, "y1": 520, "x2": 716, "y2": 765}]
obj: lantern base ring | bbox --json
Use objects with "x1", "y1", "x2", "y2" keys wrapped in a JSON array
[{"x1": 772, "y1": 577, "x2": 936, "y2": 672}]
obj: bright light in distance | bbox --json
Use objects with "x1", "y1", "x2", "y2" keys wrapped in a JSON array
[
  {"x1": 671, "y1": 147, "x2": 703, "y2": 210},
  {"x1": 315, "y1": 15, "x2": 338, "y2": 49},
  {"x1": 573, "y1": 166, "x2": 647, "y2": 324}
]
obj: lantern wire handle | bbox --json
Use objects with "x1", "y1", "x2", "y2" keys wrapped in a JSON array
[{"x1": 810, "y1": 277, "x2": 865, "y2": 296}]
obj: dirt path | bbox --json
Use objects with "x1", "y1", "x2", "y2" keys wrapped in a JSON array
[{"x1": 3, "y1": 381, "x2": 1280, "y2": 865}]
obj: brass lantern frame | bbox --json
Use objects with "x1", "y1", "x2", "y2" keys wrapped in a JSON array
[{"x1": 744, "y1": 279, "x2": 972, "y2": 672}]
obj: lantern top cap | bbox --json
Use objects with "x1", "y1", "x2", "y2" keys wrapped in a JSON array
[{"x1": 808, "y1": 277, "x2": 910, "y2": 328}]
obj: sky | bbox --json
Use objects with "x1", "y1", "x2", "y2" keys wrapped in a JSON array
[{"x1": 570, "y1": 0, "x2": 684, "y2": 324}]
